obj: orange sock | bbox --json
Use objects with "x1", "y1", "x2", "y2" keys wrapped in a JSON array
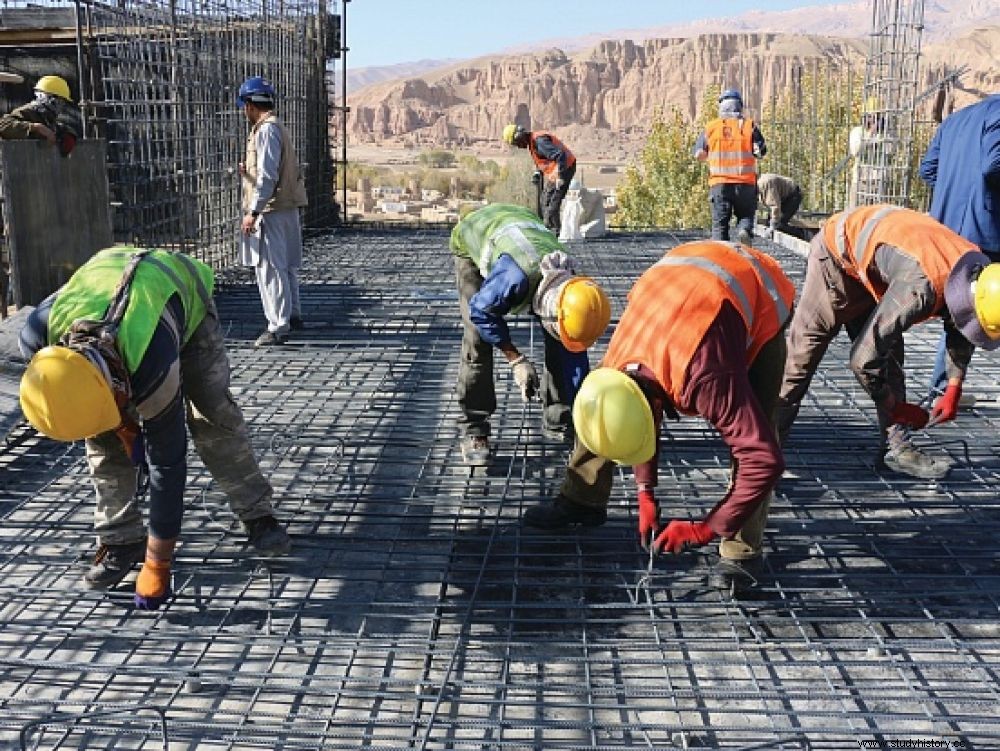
[{"x1": 135, "y1": 556, "x2": 171, "y2": 600}]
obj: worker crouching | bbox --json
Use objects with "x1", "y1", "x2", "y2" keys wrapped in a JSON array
[
  {"x1": 19, "y1": 247, "x2": 292, "y2": 610},
  {"x1": 523, "y1": 240, "x2": 794, "y2": 595},
  {"x1": 451, "y1": 203, "x2": 611, "y2": 465},
  {"x1": 775, "y1": 206, "x2": 1000, "y2": 480}
]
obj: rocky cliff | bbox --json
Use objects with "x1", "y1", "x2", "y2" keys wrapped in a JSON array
[{"x1": 346, "y1": 27, "x2": 999, "y2": 157}]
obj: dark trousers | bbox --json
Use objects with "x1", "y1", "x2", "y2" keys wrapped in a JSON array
[
  {"x1": 710, "y1": 182, "x2": 758, "y2": 241},
  {"x1": 557, "y1": 331, "x2": 787, "y2": 560},
  {"x1": 540, "y1": 164, "x2": 576, "y2": 234},
  {"x1": 454, "y1": 255, "x2": 574, "y2": 438},
  {"x1": 777, "y1": 187, "x2": 803, "y2": 229}
]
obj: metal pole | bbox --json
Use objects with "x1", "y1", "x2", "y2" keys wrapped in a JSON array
[{"x1": 341, "y1": 0, "x2": 349, "y2": 224}]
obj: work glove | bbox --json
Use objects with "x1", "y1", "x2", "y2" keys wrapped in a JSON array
[
  {"x1": 134, "y1": 555, "x2": 171, "y2": 610},
  {"x1": 653, "y1": 520, "x2": 717, "y2": 554},
  {"x1": 929, "y1": 383, "x2": 962, "y2": 426},
  {"x1": 637, "y1": 490, "x2": 660, "y2": 550},
  {"x1": 531, "y1": 170, "x2": 542, "y2": 186},
  {"x1": 888, "y1": 400, "x2": 930, "y2": 430},
  {"x1": 510, "y1": 355, "x2": 540, "y2": 402}
]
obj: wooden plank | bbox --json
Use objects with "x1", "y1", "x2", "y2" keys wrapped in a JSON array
[{"x1": 0, "y1": 140, "x2": 112, "y2": 307}]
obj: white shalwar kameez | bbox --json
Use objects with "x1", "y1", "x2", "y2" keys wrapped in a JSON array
[{"x1": 240, "y1": 122, "x2": 303, "y2": 334}]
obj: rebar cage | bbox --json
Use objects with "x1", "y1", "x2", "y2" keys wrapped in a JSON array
[{"x1": 0, "y1": 0, "x2": 337, "y2": 267}]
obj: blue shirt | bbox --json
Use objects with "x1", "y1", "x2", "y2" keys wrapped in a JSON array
[
  {"x1": 468, "y1": 253, "x2": 589, "y2": 397},
  {"x1": 919, "y1": 94, "x2": 1000, "y2": 253}
]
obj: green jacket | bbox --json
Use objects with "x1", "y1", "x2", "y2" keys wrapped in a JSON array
[
  {"x1": 450, "y1": 204, "x2": 562, "y2": 312},
  {"x1": 48, "y1": 247, "x2": 215, "y2": 372}
]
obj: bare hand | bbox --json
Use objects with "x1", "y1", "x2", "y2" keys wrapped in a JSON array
[
  {"x1": 31, "y1": 123, "x2": 56, "y2": 145},
  {"x1": 238, "y1": 162, "x2": 246, "y2": 176},
  {"x1": 241, "y1": 213, "x2": 258, "y2": 236}
]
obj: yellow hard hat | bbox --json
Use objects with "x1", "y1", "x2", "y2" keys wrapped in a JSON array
[
  {"x1": 572, "y1": 367, "x2": 656, "y2": 465},
  {"x1": 945, "y1": 253, "x2": 1000, "y2": 350},
  {"x1": 557, "y1": 277, "x2": 611, "y2": 352},
  {"x1": 974, "y1": 263, "x2": 1000, "y2": 341},
  {"x1": 20, "y1": 346, "x2": 121, "y2": 441},
  {"x1": 502, "y1": 123, "x2": 519, "y2": 145},
  {"x1": 35, "y1": 75, "x2": 71, "y2": 102}
]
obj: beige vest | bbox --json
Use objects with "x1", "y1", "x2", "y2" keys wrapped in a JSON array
[{"x1": 242, "y1": 112, "x2": 308, "y2": 213}]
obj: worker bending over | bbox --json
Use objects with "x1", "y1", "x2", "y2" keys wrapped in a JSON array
[
  {"x1": 776, "y1": 205, "x2": 1000, "y2": 480},
  {"x1": 524, "y1": 240, "x2": 794, "y2": 595},
  {"x1": 19, "y1": 247, "x2": 291, "y2": 610},
  {"x1": 452, "y1": 203, "x2": 610, "y2": 465}
]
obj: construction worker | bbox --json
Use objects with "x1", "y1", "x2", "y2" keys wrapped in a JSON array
[
  {"x1": 757, "y1": 173, "x2": 802, "y2": 239},
  {"x1": 19, "y1": 247, "x2": 292, "y2": 610},
  {"x1": 694, "y1": 89, "x2": 766, "y2": 243},
  {"x1": 0, "y1": 75, "x2": 80, "y2": 155},
  {"x1": 524, "y1": 240, "x2": 794, "y2": 594},
  {"x1": 775, "y1": 205, "x2": 1000, "y2": 481},
  {"x1": 452, "y1": 203, "x2": 611, "y2": 465},
  {"x1": 238, "y1": 75, "x2": 308, "y2": 347},
  {"x1": 502, "y1": 124, "x2": 577, "y2": 234},
  {"x1": 919, "y1": 94, "x2": 1000, "y2": 405},
  {"x1": 847, "y1": 97, "x2": 889, "y2": 209}
]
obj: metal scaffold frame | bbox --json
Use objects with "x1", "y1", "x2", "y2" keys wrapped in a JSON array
[{"x1": 1, "y1": 229, "x2": 999, "y2": 749}]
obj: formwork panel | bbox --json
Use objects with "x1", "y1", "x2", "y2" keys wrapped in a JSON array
[{"x1": 1, "y1": 229, "x2": 998, "y2": 749}]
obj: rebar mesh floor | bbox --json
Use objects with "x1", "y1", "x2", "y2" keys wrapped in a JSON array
[{"x1": 2, "y1": 229, "x2": 999, "y2": 750}]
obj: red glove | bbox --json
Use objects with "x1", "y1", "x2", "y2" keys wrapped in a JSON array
[
  {"x1": 929, "y1": 383, "x2": 961, "y2": 425},
  {"x1": 637, "y1": 490, "x2": 660, "y2": 549},
  {"x1": 889, "y1": 401, "x2": 929, "y2": 430},
  {"x1": 653, "y1": 520, "x2": 717, "y2": 554}
]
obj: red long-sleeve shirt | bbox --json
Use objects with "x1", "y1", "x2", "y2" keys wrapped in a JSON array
[{"x1": 631, "y1": 302, "x2": 783, "y2": 538}]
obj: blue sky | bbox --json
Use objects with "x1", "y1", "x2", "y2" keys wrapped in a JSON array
[{"x1": 347, "y1": 0, "x2": 845, "y2": 68}]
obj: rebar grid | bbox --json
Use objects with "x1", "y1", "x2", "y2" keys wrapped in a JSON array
[{"x1": 1, "y1": 229, "x2": 999, "y2": 749}]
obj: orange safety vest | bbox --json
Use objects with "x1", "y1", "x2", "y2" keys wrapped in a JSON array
[
  {"x1": 603, "y1": 241, "x2": 795, "y2": 411},
  {"x1": 528, "y1": 131, "x2": 576, "y2": 181},
  {"x1": 706, "y1": 117, "x2": 757, "y2": 187},
  {"x1": 823, "y1": 205, "x2": 976, "y2": 314}
]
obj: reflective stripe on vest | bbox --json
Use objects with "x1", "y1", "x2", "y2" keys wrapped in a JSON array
[
  {"x1": 707, "y1": 118, "x2": 756, "y2": 186},
  {"x1": 835, "y1": 205, "x2": 902, "y2": 267},
  {"x1": 654, "y1": 255, "x2": 755, "y2": 331},
  {"x1": 480, "y1": 220, "x2": 545, "y2": 278},
  {"x1": 727, "y1": 242, "x2": 791, "y2": 328}
]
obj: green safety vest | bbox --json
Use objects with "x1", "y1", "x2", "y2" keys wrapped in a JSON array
[
  {"x1": 450, "y1": 203, "x2": 561, "y2": 313},
  {"x1": 48, "y1": 246, "x2": 215, "y2": 373}
]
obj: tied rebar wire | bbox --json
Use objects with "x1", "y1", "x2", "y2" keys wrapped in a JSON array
[{"x1": 1, "y1": 228, "x2": 999, "y2": 748}]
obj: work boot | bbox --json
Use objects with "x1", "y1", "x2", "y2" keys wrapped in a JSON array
[
  {"x1": 243, "y1": 515, "x2": 292, "y2": 557},
  {"x1": 522, "y1": 496, "x2": 607, "y2": 530},
  {"x1": 882, "y1": 443, "x2": 953, "y2": 480},
  {"x1": 289, "y1": 315, "x2": 305, "y2": 331},
  {"x1": 254, "y1": 330, "x2": 287, "y2": 347},
  {"x1": 460, "y1": 435, "x2": 490, "y2": 466},
  {"x1": 709, "y1": 556, "x2": 765, "y2": 598},
  {"x1": 83, "y1": 540, "x2": 147, "y2": 590},
  {"x1": 737, "y1": 229, "x2": 753, "y2": 247}
]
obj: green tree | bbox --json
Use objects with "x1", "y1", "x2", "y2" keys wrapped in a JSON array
[
  {"x1": 484, "y1": 155, "x2": 537, "y2": 209},
  {"x1": 615, "y1": 104, "x2": 711, "y2": 229},
  {"x1": 418, "y1": 149, "x2": 456, "y2": 168}
]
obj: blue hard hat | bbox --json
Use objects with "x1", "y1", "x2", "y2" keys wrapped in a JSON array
[
  {"x1": 719, "y1": 88, "x2": 743, "y2": 105},
  {"x1": 237, "y1": 76, "x2": 276, "y2": 107}
]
